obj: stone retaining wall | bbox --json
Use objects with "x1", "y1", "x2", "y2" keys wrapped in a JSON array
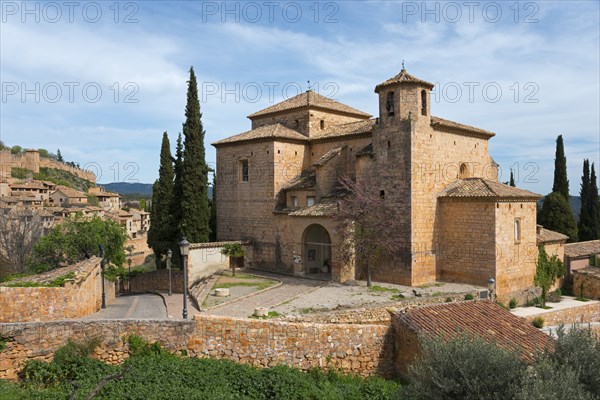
[
  {"x1": 522, "y1": 302, "x2": 600, "y2": 327},
  {"x1": 129, "y1": 270, "x2": 184, "y2": 294},
  {"x1": 0, "y1": 259, "x2": 115, "y2": 323},
  {"x1": 0, "y1": 315, "x2": 394, "y2": 380},
  {"x1": 573, "y1": 268, "x2": 600, "y2": 300}
]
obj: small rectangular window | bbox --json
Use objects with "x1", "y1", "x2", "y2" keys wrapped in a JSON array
[
  {"x1": 514, "y1": 218, "x2": 521, "y2": 242},
  {"x1": 240, "y1": 160, "x2": 249, "y2": 182},
  {"x1": 307, "y1": 196, "x2": 315, "y2": 207},
  {"x1": 291, "y1": 196, "x2": 298, "y2": 207}
]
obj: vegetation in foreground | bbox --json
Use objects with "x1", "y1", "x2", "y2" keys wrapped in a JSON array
[
  {"x1": 1, "y1": 326, "x2": 598, "y2": 400},
  {"x1": 0, "y1": 337, "x2": 398, "y2": 400}
]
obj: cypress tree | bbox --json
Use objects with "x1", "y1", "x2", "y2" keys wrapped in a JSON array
[
  {"x1": 509, "y1": 170, "x2": 515, "y2": 187},
  {"x1": 171, "y1": 133, "x2": 184, "y2": 239},
  {"x1": 181, "y1": 67, "x2": 210, "y2": 243},
  {"x1": 209, "y1": 172, "x2": 217, "y2": 242},
  {"x1": 578, "y1": 159, "x2": 593, "y2": 241},
  {"x1": 57, "y1": 149, "x2": 63, "y2": 162},
  {"x1": 539, "y1": 192, "x2": 578, "y2": 242},
  {"x1": 589, "y1": 163, "x2": 600, "y2": 239},
  {"x1": 147, "y1": 132, "x2": 175, "y2": 268},
  {"x1": 552, "y1": 135, "x2": 570, "y2": 201}
]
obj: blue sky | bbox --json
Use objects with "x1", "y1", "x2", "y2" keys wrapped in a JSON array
[{"x1": 1, "y1": 0, "x2": 599, "y2": 195}]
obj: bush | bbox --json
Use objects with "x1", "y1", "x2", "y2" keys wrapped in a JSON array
[
  {"x1": 402, "y1": 332, "x2": 526, "y2": 400},
  {"x1": 464, "y1": 293, "x2": 474, "y2": 300},
  {"x1": 532, "y1": 317, "x2": 545, "y2": 328},
  {"x1": 509, "y1": 298, "x2": 518, "y2": 309}
]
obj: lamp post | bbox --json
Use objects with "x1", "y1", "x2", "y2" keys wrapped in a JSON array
[
  {"x1": 179, "y1": 238, "x2": 190, "y2": 319},
  {"x1": 488, "y1": 276, "x2": 496, "y2": 302},
  {"x1": 167, "y1": 249, "x2": 173, "y2": 297},
  {"x1": 99, "y1": 244, "x2": 106, "y2": 309}
]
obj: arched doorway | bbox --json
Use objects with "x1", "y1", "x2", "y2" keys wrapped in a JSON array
[{"x1": 302, "y1": 224, "x2": 332, "y2": 277}]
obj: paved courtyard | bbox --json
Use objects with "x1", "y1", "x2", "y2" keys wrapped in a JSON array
[{"x1": 81, "y1": 293, "x2": 167, "y2": 320}]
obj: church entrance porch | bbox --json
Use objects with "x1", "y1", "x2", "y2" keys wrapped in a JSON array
[{"x1": 302, "y1": 224, "x2": 332, "y2": 278}]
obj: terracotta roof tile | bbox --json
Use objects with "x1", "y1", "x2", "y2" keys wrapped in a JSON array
[
  {"x1": 311, "y1": 119, "x2": 375, "y2": 141},
  {"x1": 395, "y1": 301, "x2": 553, "y2": 362},
  {"x1": 431, "y1": 116, "x2": 495, "y2": 138},
  {"x1": 536, "y1": 225, "x2": 569, "y2": 244},
  {"x1": 55, "y1": 186, "x2": 87, "y2": 198},
  {"x1": 565, "y1": 240, "x2": 600, "y2": 258},
  {"x1": 212, "y1": 124, "x2": 308, "y2": 146},
  {"x1": 375, "y1": 69, "x2": 435, "y2": 92},
  {"x1": 314, "y1": 146, "x2": 345, "y2": 167},
  {"x1": 9, "y1": 182, "x2": 47, "y2": 190},
  {"x1": 439, "y1": 178, "x2": 542, "y2": 200},
  {"x1": 248, "y1": 90, "x2": 371, "y2": 119},
  {"x1": 284, "y1": 169, "x2": 316, "y2": 191}
]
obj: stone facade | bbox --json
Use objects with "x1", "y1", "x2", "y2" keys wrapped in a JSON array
[
  {"x1": 0, "y1": 258, "x2": 115, "y2": 323},
  {"x1": 573, "y1": 268, "x2": 600, "y2": 300},
  {"x1": 128, "y1": 270, "x2": 184, "y2": 294},
  {"x1": 213, "y1": 69, "x2": 541, "y2": 298}
]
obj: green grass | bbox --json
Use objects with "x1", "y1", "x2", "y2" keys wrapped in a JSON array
[
  {"x1": 11, "y1": 167, "x2": 94, "y2": 192},
  {"x1": 4, "y1": 272, "x2": 76, "y2": 288},
  {"x1": 369, "y1": 285, "x2": 400, "y2": 293},
  {"x1": 391, "y1": 294, "x2": 405, "y2": 300},
  {"x1": 250, "y1": 311, "x2": 282, "y2": 320},
  {"x1": 213, "y1": 281, "x2": 275, "y2": 291},
  {"x1": 418, "y1": 282, "x2": 445, "y2": 289}
]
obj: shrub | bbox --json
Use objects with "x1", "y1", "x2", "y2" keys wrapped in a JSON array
[
  {"x1": 509, "y1": 298, "x2": 518, "y2": 309},
  {"x1": 548, "y1": 288, "x2": 562, "y2": 303},
  {"x1": 532, "y1": 317, "x2": 545, "y2": 328},
  {"x1": 402, "y1": 332, "x2": 526, "y2": 400},
  {"x1": 127, "y1": 334, "x2": 164, "y2": 357},
  {"x1": 552, "y1": 326, "x2": 600, "y2": 396},
  {"x1": 464, "y1": 293, "x2": 474, "y2": 300}
]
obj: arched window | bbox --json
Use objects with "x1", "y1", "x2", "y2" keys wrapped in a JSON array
[
  {"x1": 386, "y1": 92, "x2": 395, "y2": 116},
  {"x1": 421, "y1": 90, "x2": 427, "y2": 116},
  {"x1": 459, "y1": 163, "x2": 468, "y2": 178}
]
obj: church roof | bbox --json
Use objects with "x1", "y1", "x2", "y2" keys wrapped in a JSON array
[
  {"x1": 248, "y1": 90, "x2": 372, "y2": 119},
  {"x1": 212, "y1": 124, "x2": 308, "y2": 146},
  {"x1": 431, "y1": 116, "x2": 495, "y2": 138},
  {"x1": 311, "y1": 119, "x2": 376, "y2": 141},
  {"x1": 284, "y1": 169, "x2": 316, "y2": 191},
  {"x1": 314, "y1": 146, "x2": 345, "y2": 167},
  {"x1": 536, "y1": 225, "x2": 569, "y2": 245},
  {"x1": 438, "y1": 178, "x2": 542, "y2": 200},
  {"x1": 375, "y1": 68, "x2": 435, "y2": 92}
]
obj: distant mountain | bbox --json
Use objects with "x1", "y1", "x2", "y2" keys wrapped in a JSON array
[
  {"x1": 102, "y1": 182, "x2": 214, "y2": 199},
  {"x1": 101, "y1": 182, "x2": 153, "y2": 196},
  {"x1": 538, "y1": 196, "x2": 582, "y2": 221}
]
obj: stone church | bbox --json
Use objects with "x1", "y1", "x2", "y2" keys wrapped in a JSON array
[{"x1": 213, "y1": 68, "x2": 543, "y2": 299}]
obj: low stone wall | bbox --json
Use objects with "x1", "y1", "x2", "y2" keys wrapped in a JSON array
[
  {"x1": 129, "y1": 270, "x2": 184, "y2": 294},
  {"x1": 284, "y1": 291, "x2": 479, "y2": 324},
  {"x1": 0, "y1": 259, "x2": 115, "y2": 323},
  {"x1": 573, "y1": 268, "x2": 600, "y2": 300},
  {"x1": 0, "y1": 315, "x2": 394, "y2": 380},
  {"x1": 521, "y1": 302, "x2": 600, "y2": 327}
]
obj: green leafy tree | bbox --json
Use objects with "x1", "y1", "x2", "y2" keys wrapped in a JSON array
[
  {"x1": 147, "y1": 132, "x2": 175, "y2": 269},
  {"x1": 509, "y1": 169, "x2": 515, "y2": 187},
  {"x1": 534, "y1": 245, "x2": 566, "y2": 308},
  {"x1": 31, "y1": 216, "x2": 127, "y2": 271},
  {"x1": 11, "y1": 145, "x2": 22, "y2": 155},
  {"x1": 57, "y1": 148, "x2": 63, "y2": 162},
  {"x1": 181, "y1": 67, "x2": 210, "y2": 243},
  {"x1": 220, "y1": 242, "x2": 244, "y2": 276},
  {"x1": 538, "y1": 192, "x2": 578, "y2": 242},
  {"x1": 139, "y1": 199, "x2": 147, "y2": 212},
  {"x1": 552, "y1": 135, "x2": 570, "y2": 200},
  {"x1": 37, "y1": 148, "x2": 49, "y2": 158},
  {"x1": 403, "y1": 332, "x2": 526, "y2": 400}
]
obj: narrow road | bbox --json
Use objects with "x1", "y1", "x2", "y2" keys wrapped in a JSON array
[
  {"x1": 81, "y1": 293, "x2": 167, "y2": 320},
  {"x1": 206, "y1": 272, "x2": 325, "y2": 318}
]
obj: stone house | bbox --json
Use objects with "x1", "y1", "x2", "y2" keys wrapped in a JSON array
[
  {"x1": 88, "y1": 186, "x2": 121, "y2": 211},
  {"x1": 213, "y1": 68, "x2": 542, "y2": 299},
  {"x1": 565, "y1": 240, "x2": 600, "y2": 275},
  {"x1": 393, "y1": 301, "x2": 552, "y2": 376},
  {"x1": 49, "y1": 186, "x2": 88, "y2": 207}
]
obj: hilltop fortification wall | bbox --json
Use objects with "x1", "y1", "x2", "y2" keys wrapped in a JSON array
[{"x1": 0, "y1": 150, "x2": 96, "y2": 183}]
